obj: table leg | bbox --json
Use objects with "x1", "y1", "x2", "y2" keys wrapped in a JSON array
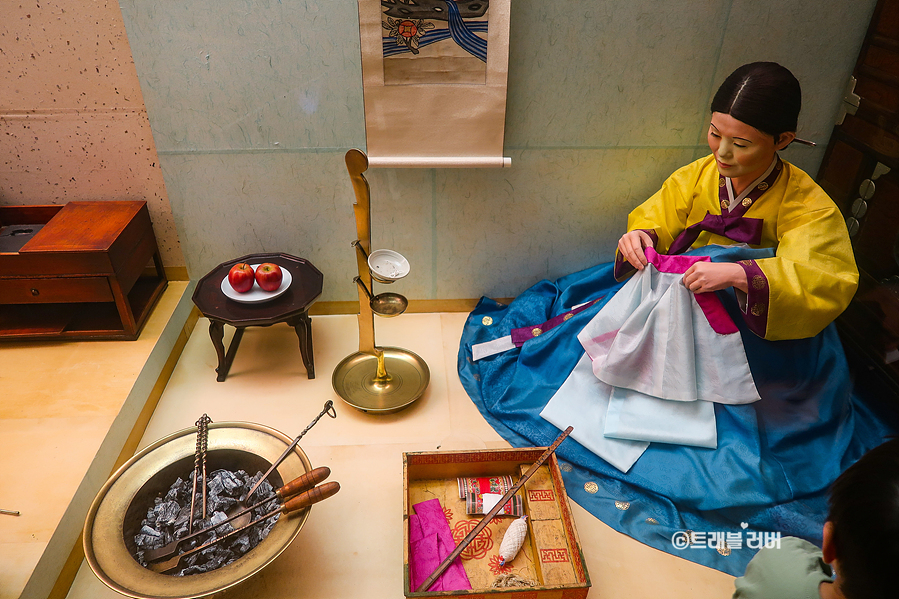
[
  {"x1": 209, "y1": 320, "x2": 245, "y2": 382},
  {"x1": 290, "y1": 312, "x2": 315, "y2": 379}
]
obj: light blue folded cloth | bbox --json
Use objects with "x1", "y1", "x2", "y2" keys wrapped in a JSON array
[{"x1": 540, "y1": 354, "x2": 649, "y2": 473}]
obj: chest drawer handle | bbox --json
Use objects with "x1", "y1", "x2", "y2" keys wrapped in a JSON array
[{"x1": 31, "y1": 288, "x2": 39, "y2": 296}]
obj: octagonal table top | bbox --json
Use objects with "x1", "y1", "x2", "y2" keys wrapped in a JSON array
[{"x1": 192, "y1": 253, "x2": 323, "y2": 326}]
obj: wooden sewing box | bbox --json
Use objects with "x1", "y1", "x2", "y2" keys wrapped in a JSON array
[
  {"x1": 0, "y1": 201, "x2": 167, "y2": 340},
  {"x1": 403, "y1": 447, "x2": 591, "y2": 599}
]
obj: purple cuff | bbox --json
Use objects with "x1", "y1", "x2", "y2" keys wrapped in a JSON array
[
  {"x1": 736, "y1": 259, "x2": 769, "y2": 338},
  {"x1": 614, "y1": 229, "x2": 658, "y2": 280}
]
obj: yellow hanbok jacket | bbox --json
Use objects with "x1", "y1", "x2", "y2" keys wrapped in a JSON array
[{"x1": 619, "y1": 154, "x2": 858, "y2": 341}]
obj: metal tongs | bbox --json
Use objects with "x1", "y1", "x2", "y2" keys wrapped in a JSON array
[
  {"x1": 148, "y1": 480, "x2": 340, "y2": 574},
  {"x1": 229, "y1": 401, "x2": 336, "y2": 528},
  {"x1": 188, "y1": 414, "x2": 211, "y2": 534}
]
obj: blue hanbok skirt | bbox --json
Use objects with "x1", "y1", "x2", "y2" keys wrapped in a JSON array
[{"x1": 457, "y1": 245, "x2": 896, "y2": 576}]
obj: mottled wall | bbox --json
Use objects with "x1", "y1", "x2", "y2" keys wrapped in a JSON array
[
  {"x1": 5, "y1": 1, "x2": 879, "y2": 302},
  {"x1": 0, "y1": 0, "x2": 185, "y2": 268}
]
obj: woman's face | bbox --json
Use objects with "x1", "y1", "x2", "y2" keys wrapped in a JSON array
[{"x1": 707, "y1": 112, "x2": 793, "y2": 184}]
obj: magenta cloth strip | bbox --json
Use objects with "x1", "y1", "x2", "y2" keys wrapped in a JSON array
[
  {"x1": 645, "y1": 248, "x2": 739, "y2": 335},
  {"x1": 409, "y1": 513, "x2": 424, "y2": 543},
  {"x1": 408, "y1": 498, "x2": 472, "y2": 592},
  {"x1": 735, "y1": 259, "x2": 769, "y2": 338},
  {"x1": 645, "y1": 246, "x2": 709, "y2": 273},
  {"x1": 510, "y1": 298, "x2": 602, "y2": 347},
  {"x1": 614, "y1": 229, "x2": 658, "y2": 280}
]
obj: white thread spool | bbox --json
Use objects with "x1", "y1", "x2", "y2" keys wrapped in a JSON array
[{"x1": 498, "y1": 515, "x2": 528, "y2": 566}]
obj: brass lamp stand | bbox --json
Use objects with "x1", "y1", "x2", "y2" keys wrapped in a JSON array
[{"x1": 330, "y1": 149, "x2": 430, "y2": 414}]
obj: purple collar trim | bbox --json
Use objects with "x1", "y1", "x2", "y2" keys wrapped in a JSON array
[
  {"x1": 667, "y1": 157, "x2": 782, "y2": 255},
  {"x1": 720, "y1": 156, "x2": 783, "y2": 218}
]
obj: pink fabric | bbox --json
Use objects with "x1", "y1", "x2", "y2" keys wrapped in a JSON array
[
  {"x1": 645, "y1": 248, "x2": 739, "y2": 335},
  {"x1": 408, "y1": 499, "x2": 472, "y2": 592},
  {"x1": 645, "y1": 246, "x2": 709, "y2": 274}
]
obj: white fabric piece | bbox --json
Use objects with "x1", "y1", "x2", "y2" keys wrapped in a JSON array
[
  {"x1": 577, "y1": 263, "x2": 759, "y2": 405},
  {"x1": 540, "y1": 353, "x2": 649, "y2": 473},
  {"x1": 481, "y1": 493, "x2": 503, "y2": 512},
  {"x1": 604, "y1": 388, "x2": 718, "y2": 448},
  {"x1": 472, "y1": 335, "x2": 515, "y2": 361}
]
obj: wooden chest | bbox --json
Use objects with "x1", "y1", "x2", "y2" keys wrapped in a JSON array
[{"x1": 0, "y1": 201, "x2": 167, "y2": 340}]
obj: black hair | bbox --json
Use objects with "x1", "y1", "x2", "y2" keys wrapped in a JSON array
[
  {"x1": 710, "y1": 62, "x2": 801, "y2": 141},
  {"x1": 827, "y1": 437, "x2": 899, "y2": 599}
]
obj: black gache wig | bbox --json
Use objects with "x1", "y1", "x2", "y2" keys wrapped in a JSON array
[{"x1": 710, "y1": 62, "x2": 801, "y2": 141}]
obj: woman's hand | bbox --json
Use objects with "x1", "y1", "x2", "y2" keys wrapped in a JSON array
[
  {"x1": 618, "y1": 230, "x2": 654, "y2": 270},
  {"x1": 682, "y1": 262, "x2": 748, "y2": 294}
]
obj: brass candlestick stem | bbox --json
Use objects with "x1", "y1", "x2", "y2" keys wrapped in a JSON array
[{"x1": 331, "y1": 149, "x2": 429, "y2": 414}]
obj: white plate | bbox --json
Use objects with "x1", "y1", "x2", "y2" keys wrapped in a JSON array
[{"x1": 220, "y1": 264, "x2": 293, "y2": 303}]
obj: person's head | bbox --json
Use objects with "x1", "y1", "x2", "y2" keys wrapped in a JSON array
[
  {"x1": 711, "y1": 62, "x2": 802, "y2": 141},
  {"x1": 823, "y1": 438, "x2": 899, "y2": 599},
  {"x1": 707, "y1": 62, "x2": 800, "y2": 186}
]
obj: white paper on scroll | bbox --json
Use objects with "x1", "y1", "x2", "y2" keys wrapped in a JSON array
[{"x1": 358, "y1": 0, "x2": 511, "y2": 168}]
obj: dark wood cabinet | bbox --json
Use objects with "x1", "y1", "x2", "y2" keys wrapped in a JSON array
[
  {"x1": 0, "y1": 201, "x2": 167, "y2": 340},
  {"x1": 817, "y1": 0, "x2": 899, "y2": 394}
]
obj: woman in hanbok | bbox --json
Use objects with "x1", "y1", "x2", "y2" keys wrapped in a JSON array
[
  {"x1": 616, "y1": 62, "x2": 857, "y2": 341},
  {"x1": 457, "y1": 62, "x2": 896, "y2": 576}
]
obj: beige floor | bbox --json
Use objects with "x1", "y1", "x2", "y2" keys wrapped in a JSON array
[
  {"x1": 0, "y1": 282, "x2": 196, "y2": 599},
  {"x1": 54, "y1": 310, "x2": 735, "y2": 599}
]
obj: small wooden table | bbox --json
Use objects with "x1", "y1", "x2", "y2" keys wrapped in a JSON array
[
  {"x1": 0, "y1": 201, "x2": 167, "y2": 340},
  {"x1": 192, "y1": 253, "x2": 323, "y2": 381}
]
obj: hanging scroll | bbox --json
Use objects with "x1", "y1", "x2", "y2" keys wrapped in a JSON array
[{"x1": 358, "y1": 0, "x2": 512, "y2": 168}]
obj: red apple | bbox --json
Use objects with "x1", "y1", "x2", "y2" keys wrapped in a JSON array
[
  {"x1": 228, "y1": 263, "x2": 255, "y2": 293},
  {"x1": 255, "y1": 263, "x2": 283, "y2": 291}
]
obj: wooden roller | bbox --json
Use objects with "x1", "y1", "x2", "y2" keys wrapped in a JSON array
[
  {"x1": 277, "y1": 466, "x2": 330, "y2": 500},
  {"x1": 281, "y1": 481, "x2": 340, "y2": 512}
]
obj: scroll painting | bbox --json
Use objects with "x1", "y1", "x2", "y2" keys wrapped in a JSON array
[{"x1": 358, "y1": 0, "x2": 511, "y2": 167}]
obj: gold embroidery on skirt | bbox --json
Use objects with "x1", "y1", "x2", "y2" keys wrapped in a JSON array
[{"x1": 717, "y1": 540, "x2": 731, "y2": 556}]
